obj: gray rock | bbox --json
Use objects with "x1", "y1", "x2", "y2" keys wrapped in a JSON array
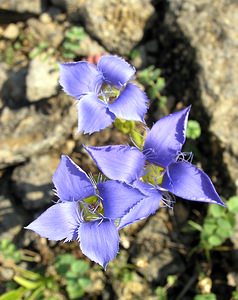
[
  {"x1": 12, "y1": 154, "x2": 60, "y2": 209},
  {"x1": 74, "y1": 35, "x2": 106, "y2": 57},
  {"x1": 131, "y1": 210, "x2": 184, "y2": 283},
  {"x1": 53, "y1": 0, "x2": 155, "y2": 55},
  {"x1": 0, "y1": 93, "x2": 77, "y2": 169},
  {"x1": 26, "y1": 18, "x2": 64, "y2": 49},
  {"x1": 164, "y1": 0, "x2": 238, "y2": 194},
  {"x1": 0, "y1": 0, "x2": 45, "y2": 14},
  {"x1": 26, "y1": 57, "x2": 59, "y2": 102},
  {"x1": 0, "y1": 181, "x2": 24, "y2": 240}
]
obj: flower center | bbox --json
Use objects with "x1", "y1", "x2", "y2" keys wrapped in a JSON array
[
  {"x1": 98, "y1": 83, "x2": 120, "y2": 104},
  {"x1": 80, "y1": 195, "x2": 104, "y2": 222},
  {"x1": 142, "y1": 163, "x2": 164, "y2": 186}
]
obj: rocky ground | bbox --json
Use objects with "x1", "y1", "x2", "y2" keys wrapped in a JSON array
[{"x1": 0, "y1": 0, "x2": 238, "y2": 299}]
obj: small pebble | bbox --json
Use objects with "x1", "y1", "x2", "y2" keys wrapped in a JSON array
[
  {"x1": 40, "y1": 13, "x2": 52, "y2": 24},
  {"x1": 3, "y1": 24, "x2": 19, "y2": 40}
]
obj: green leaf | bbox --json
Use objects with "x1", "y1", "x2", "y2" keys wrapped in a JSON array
[
  {"x1": 67, "y1": 285, "x2": 84, "y2": 300},
  {"x1": 202, "y1": 223, "x2": 217, "y2": 236},
  {"x1": 0, "y1": 288, "x2": 25, "y2": 300},
  {"x1": 186, "y1": 120, "x2": 201, "y2": 140},
  {"x1": 208, "y1": 235, "x2": 223, "y2": 247},
  {"x1": 13, "y1": 275, "x2": 42, "y2": 290},
  {"x1": 56, "y1": 253, "x2": 74, "y2": 264},
  {"x1": 188, "y1": 220, "x2": 203, "y2": 232},
  {"x1": 215, "y1": 227, "x2": 231, "y2": 239},
  {"x1": 227, "y1": 214, "x2": 236, "y2": 227},
  {"x1": 217, "y1": 218, "x2": 233, "y2": 231},
  {"x1": 156, "y1": 78, "x2": 166, "y2": 91},
  {"x1": 209, "y1": 205, "x2": 225, "y2": 218},
  {"x1": 155, "y1": 286, "x2": 167, "y2": 300},
  {"x1": 71, "y1": 260, "x2": 89, "y2": 275},
  {"x1": 227, "y1": 196, "x2": 238, "y2": 213},
  {"x1": 232, "y1": 291, "x2": 238, "y2": 300},
  {"x1": 63, "y1": 42, "x2": 80, "y2": 51},
  {"x1": 62, "y1": 52, "x2": 76, "y2": 59},
  {"x1": 17, "y1": 269, "x2": 42, "y2": 281},
  {"x1": 159, "y1": 96, "x2": 167, "y2": 108},
  {"x1": 167, "y1": 275, "x2": 177, "y2": 286},
  {"x1": 65, "y1": 26, "x2": 85, "y2": 41},
  {"x1": 27, "y1": 286, "x2": 44, "y2": 300},
  {"x1": 122, "y1": 271, "x2": 134, "y2": 282},
  {"x1": 78, "y1": 277, "x2": 91, "y2": 288},
  {"x1": 194, "y1": 293, "x2": 217, "y2": 300},
  {"x1": 0, "y1": 239, "x2": 9, "y2": 249}
]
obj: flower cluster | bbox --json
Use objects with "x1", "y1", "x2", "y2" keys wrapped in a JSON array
[{"x1": 26, "y1": 55, "x2": 224, "y2": 269}]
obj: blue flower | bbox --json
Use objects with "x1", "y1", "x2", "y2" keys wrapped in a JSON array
[
  {"x1": 85, "y1": 107, "x2": 225, "y2": 228},
  {"x1": 59, "y1": 55, "x2": 148, "y2": 134},
  {"x1": 25, "y1": 155, "x2": 144, "y2": 268}
]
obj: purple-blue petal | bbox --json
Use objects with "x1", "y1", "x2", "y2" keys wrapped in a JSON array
[
  {"x1": 97, "y1": 180, "x2": 145, "y2": 219},
  {"x1": 108, "y1": 83, "x2": 148, "y2": 122},
  {"x1": 25, "y1": 202, "x2": 80, "y2": 241},
  {"x1": 53, "y1": 155, "x2": 95, "y2": 202},
  {"x1": 143, "y1": 106, "x2": 191, "y2": 168},
  {"x1": 85, "y1": 145, "x2": 145, "y2": 183},
  {"x1": 78, "y1": 219, "x2": 119, "y2": 269},
  {"x1": 59, "y1": 62, "x2": 102, "y2": 99},
  {"x1": 77, "y1": 93, "x2": 115, "y2": 134},
  {"x1": 118, "y1": 181, "x2": 162, "y2": 229},
  {"x1": 162, "y1": 162, "x2": 225, "y2": 206},
  {"x1": 97, "y1": 55, "x2": 135, "y2": 88}
]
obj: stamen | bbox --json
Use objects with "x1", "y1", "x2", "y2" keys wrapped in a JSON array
[
  {"x1": 98, "y1": 83, "x2": 120, "y2": 104},
  {"x1": 88, "y1": 173, "x2": 97, "y2": 189},
  {"x1": 142, "y1": 147, "x2": 155, "y2": 161},
  {"x1": 176, "y1": 151, "x2": 193, "y2": 163},
  {"x1": 80, "y1": 195, "x2": 104, "y2": 222},
  {"x1": 161, "y1": 192, "x2": 176, "y2": 209}
]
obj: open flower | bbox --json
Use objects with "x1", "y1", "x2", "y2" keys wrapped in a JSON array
[
  {"x1": 85, "y1": 106, "x2": 225, "y2": 228},
  {"x1": 25, "y1": 155, "x2": 144, "y2": 268},
  {"x1": 59, "y1": 55, "x2": 148, "y2": 134}
]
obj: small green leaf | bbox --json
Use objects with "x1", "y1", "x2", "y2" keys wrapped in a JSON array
[
  {"x1": 209, "y1": 205, "x2": 225, "y2": 218},
  {"x1": 215, "y1": 227, "x2": 231, "y2": 239},
  {"x1": 62, "y1": 52, "x2": 76, "y2": 59},
  {"x1": 78, "y1": 277, "x2": 91, "y2": 288},
  {"x1": 71, "y1": 260, "x2": 89, "y2": 275},
  {"x1": 18, "y1": 269, "x2": 42, "y2": 281},
  {"x1": 0, "y1": 288, "x2": 25, "y2": 300},
  {"x1": 227, "y1": 196, "x2": 238, "y2": 213},
  {"x1": 155, "y1": 286, "x2": 167, "y2": 300},
  {"x1": 188, "y1": 220, "x2": 203, "y2": 232},
  {"x1": 232, "y1": 290, "x2": 238, "y2": 300},
  {"x1": 27, "y1": 286, "x2": 44, "y2": 300},
  {"x1": 203, "y1": 223, "x2": 217, "y2": 235},
  {"x1": 217, "y1": 218, "x2": 233, "y2": 231},
  {"x1": 186, "y1": 120, "x2": 201, "y2": 140},
  {"x1": 63, "y1": 42, "x2": 80, "y2": 51},
  {"x1": 194, "y1": 293, "x2": 217, "y2": 300},
  {"x1": 227, "y1": 214, "x2": 236, "y2": 227},
  {"x1": 208, "y1": 235, "x2": 223, "y2": 247},
  {"x1": 67, "y1": 285, "x2": 84, "y2": 300},
  {"x1": 167, "y1": 275, "x2": 177, "y2": 286},
  {"x1": 13, "y1": 275, "x2": 42, "y2": 290}
]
